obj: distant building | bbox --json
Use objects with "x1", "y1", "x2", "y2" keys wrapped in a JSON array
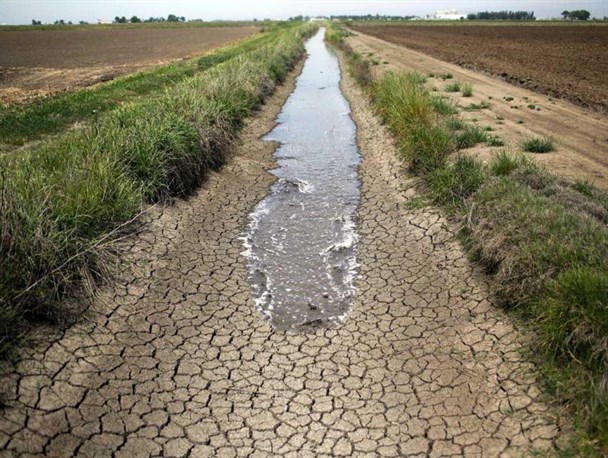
[
  {"x1": 97, "y1": 19, "x2": 113, "y2": 24},
  {"x1": 434, "y1": 9, "x2": 465, "y2": 20},
  {"x1": 309, "y1": 17, "x2": 326, "y2": 22}
]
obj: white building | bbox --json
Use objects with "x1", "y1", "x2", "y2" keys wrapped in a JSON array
[{"x1": 434, "y1": 9, "x2": 465, "y2": 20}]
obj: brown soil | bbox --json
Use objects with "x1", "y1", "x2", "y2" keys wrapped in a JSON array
[
  {"x1": 346, "y1": 30, "x2": 608, "y2": 189},
  {"x1": 0, "y1": 27, "x2": 257, "y2": 104},
  {"x1": 350, "y1": 24, "x2": 608, "y2": 113}
]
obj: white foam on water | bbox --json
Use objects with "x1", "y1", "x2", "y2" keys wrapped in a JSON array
[
  {"x1": 295, "y1": 179, "x2": 314, "y2": 194},
  {"x1": 239, "y1": 199, "x2": 270, "y2": 259},
  {"x1": 319, "y1": 213, "x2": 360, "y2": 305}
]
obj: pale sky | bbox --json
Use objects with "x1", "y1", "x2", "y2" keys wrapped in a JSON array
[{"x1": 1, "y1": 0, "x2": 607, "y2": 24}]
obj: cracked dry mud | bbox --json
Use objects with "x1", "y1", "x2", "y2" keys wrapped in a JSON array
[{"x1": 0, "y1": 52, "x2": 562, "y2": 457}]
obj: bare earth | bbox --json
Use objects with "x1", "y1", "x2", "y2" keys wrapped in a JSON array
[
  {"x1": 0, "y1": 27, "x2": 257, "y2": 104},
  {"x1": 0, "y1": 53, "x2": 563, "y2": 455},
  {"x1": 347, "y1": 30, "x2": 608, "y2": 189}
]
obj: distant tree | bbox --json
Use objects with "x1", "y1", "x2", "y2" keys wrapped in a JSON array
[
  {"x1": 467, "y1": 10, "x2": 535, "y2": 20},
  {"x1": 79, "y1": 20, "x2": 88, "y2": 24},
  {"x1": 31, "y1": 19, "x2": 42, "y2": 25},
  {"x1": 562, "y1": 9, "x2": 591, "y2": 20},
  {"x1": 330, "y1": 13, "x2": 417, "y2": 21},
  {"x1": 130, "y1": 16, "x2": 141, "y2": 23},
  {"x1": 54, "y1": 19, "x2": 65, "y2": 24},
  {"x1": 167, "y1": 14, "x2": 179, "y2": 22},
  {"x1": 68, "y1": 20, "x2": 73, "y2": 24},
  {"x1": 179, "y1": 16, "x2": 186, "y2": 22},
  {"x1": 114, "y1": 16, "x2": 127, "y2": 23}
]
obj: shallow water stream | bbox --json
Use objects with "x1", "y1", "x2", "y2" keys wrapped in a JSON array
[{"x1": 242, "y1": 28, "x2": 361, "y2": 331}]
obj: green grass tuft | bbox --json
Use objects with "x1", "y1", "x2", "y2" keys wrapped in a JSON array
[
  {"x1": 428, "y1": 156, "x2": 486, "y2": 207},
  {"x1": 454, "y1": 124, "x2": 488, "y2": 149},
  {"x1": 444, "y1": 81, "x2": 461, "y2": 92},
  {"x1": 490, "y1": 151, "x2": 527, "y2": 176},
  {"x1": 461, "y1": 82, "x2": 474, "y2": 97},
  {"x1": 430, "y1": 96, "x2": 459, "y2": 116},
  {"x1": 463, "y1": 101, "x2": 491, "y2": 111},
  {"x1": 373, "y1": 71, "x2": 435, "y2": 136},
  {"x1": 401, "y1": 124, "x2": 453, "y2": 175},
  {"x1": 572, "y1": 179, "x2": 595, "y2": 197},
  {"x1": 521, "y1": 136, "x2": 555, "y2": 153},
  {"x1": 486, "y1": 135, "x2": 505, "y2": 147},
  {"x1": 403, "y1": 196, "x2": 430, "y2": 210},
  {"x1": 445, "y1": 117, "x2": 466, "y2": 131}
]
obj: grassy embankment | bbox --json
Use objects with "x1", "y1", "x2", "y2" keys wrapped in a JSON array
[
  {"x1": 327, "y1": 23, "x2": 608, "y2": 455},
  {"x1": 0, "y1": 23, "x2": 318, "y2": 363},
  {"x1": 0, "y1": 25, "x2": 298, "y2": 148}
]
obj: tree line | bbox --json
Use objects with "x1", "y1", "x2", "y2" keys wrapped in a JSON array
[
  {"x1": 288, "y1": 14, "x2": 417, "y2": 21},
  {"x1": 114, "y1": 14, "x2": 186, "y2": 23},
  {"x1": 467, "y1": 11, "x2": 536, "y2": 20},
  {"x1": 30, "y1": 14, "x2": 187, "y2": 25},
  {"x1": 561, "y1": 10, "x2": 591, "y2": 20},
  {"x1": 329, "y1": 14, "x2": 417, "y2": 21}
]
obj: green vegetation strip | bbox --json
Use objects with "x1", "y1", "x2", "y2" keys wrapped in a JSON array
[
  {"x1": 0, "y1": 26, "x2": 294, "y2": 148},
  {"x1": 328, "y1": 23, "x2": 608, "y2": 455},
  {"x1": 0, "y1": 23, "x2": 318, "y2": 361}
]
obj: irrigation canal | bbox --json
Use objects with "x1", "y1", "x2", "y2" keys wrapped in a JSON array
[{"x1": 243, "y1": 28, "x2": 362, "y2": 331}]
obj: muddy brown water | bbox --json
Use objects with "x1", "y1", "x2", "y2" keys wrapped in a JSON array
[{"x1": 242, "y1": 28, "x2": 361, "y2": 331}]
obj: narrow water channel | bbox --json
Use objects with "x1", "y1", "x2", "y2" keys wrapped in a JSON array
[{"x1": 242, "y1": 28, "x2": 361, "y2": 332}]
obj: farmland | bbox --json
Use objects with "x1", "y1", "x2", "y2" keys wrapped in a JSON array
[
  {"x1": 346, "y1": 24, "x2": 608, "y2": 188},
  {"x1": 0, "y1": 26, "x2": 257, "y2": 104},
  {"x1": 349, "y1": 23, "x2": 608, "y2": 112}
]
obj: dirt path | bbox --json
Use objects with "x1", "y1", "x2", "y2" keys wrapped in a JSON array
[
  {"x1": 0, "y1": 52, "x2": 562, "y2": 456},
  {"x1": 347, "y1": 30, "x2": 608, "y2": 189}
]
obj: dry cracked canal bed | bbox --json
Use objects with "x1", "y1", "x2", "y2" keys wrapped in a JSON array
[{"x1": 0, "y1": 29, "x2": 562, "y2": 457}]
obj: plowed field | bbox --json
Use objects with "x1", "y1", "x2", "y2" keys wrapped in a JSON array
[
  {"x1": 350, "y1": 24, "x2": 608, "y2": 112},
  {"x1": 0, "y1": 26, "x2": 257, "y2": 103}
]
